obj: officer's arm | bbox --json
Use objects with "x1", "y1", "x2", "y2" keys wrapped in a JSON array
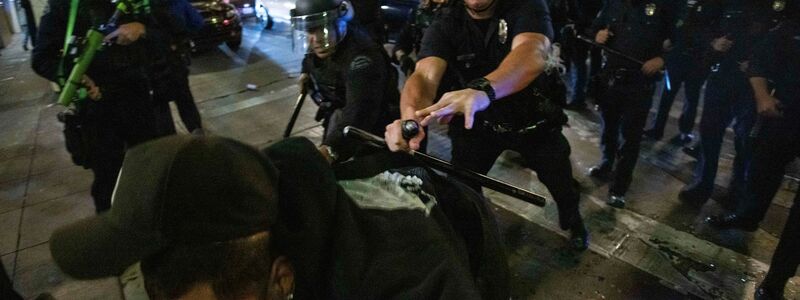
[
  {"x1": 322, "y1": 54, "x2": 390, "y2": 160},
  {"x1": 32, "y1": 0, "x2": 68, "y2": 82},
  {"x1": 483, "y1": 32, "x2": 550, "y2": 100},
  {"x1": 400, "y1": 56, "x2": 447, "y2": 120}
]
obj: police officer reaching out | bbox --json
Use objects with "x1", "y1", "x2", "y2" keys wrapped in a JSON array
[
  {"x1": 587, "y1": 0, "x2": 678, "y2": 208},
  {"x1": 385, "y1": 0, "x2": 589, "y2": 250},
  {"x1": 292, "y1": 0, "x2": 400, "y2": 163}
]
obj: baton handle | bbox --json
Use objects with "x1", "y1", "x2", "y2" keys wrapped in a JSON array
[
  {"x1": 283, "y1": 91, "x2": 307, "y2": 138},
  {"x1": 343, "y1": 126, "x2": 547, "y2": 207},
  {"x1": 576, "y1": 35, "x2": 645, "y2": 65}
]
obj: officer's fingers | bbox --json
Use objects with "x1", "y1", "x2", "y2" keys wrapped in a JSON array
[
  {"x1": 408, "y1": 130, "x2": 425, "y2": 151},
  {"x1": 463, "y1": 106, "x2": 475, "y2": 129},
  {"x1": 415, "y1": 100, "x2": 448, "y2": 120},
  {"x1": 104, "y1": 29, "x2": 121, "y2": 43}
]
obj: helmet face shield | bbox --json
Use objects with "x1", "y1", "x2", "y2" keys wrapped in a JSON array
[{"x1": 291, "y1": 8, "x2": 344, "y2": 56}]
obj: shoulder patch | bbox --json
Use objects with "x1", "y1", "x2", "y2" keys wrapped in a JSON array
[{"x1": 349, "y1": 56, "x2": 373, "y2": 71}]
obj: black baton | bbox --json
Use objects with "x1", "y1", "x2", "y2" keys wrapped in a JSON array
[
  {"x1": 343, "y1": 125, "x2": 548, "y2": 207},
  {"x1": 283, "y1": 91, "x2": 308, "y2": 138},
  {"x1": 576, "y1": 35, "x2": 645, "y2": 65}
]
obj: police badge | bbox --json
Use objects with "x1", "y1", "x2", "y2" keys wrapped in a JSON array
[
  {"x1": 645, "y1": 3, "x2": 656, "y2": 16},
  {"x1": 773, "y1": 0, "x2": 786, "y2": 12},
  {"x1": 498, "y1": 19, "x2": 508, "y2": 44}
]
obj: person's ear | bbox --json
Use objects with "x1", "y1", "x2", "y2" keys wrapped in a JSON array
[{"x1": 269, "y1": 256, "x2": 295, "y2": 300}]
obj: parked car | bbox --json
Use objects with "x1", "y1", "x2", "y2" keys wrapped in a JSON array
[
  {"x1": 380, "y1": 0, "x2": 418, "y2": 43},
  {"x1": 190, "y1": 0, "x2": 244, "y2": 50},
  {"x1": 226, "y1": 0, "x2": 274, "y2": 29}
]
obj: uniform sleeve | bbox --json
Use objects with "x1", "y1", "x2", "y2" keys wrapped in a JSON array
[
  {"x1": 417, "y1": 16, "x2": 454, "y2": 61},
  {"x1": 32, "y1": 0, "x2": 68, "y2": 82},
  {"x1": 505, "y1": 0, "x2": 553, "y2": 40},
  {"x1": 746, "y1": 28, "x2": 780, "y2": 79},
  {"x1": 322, "y1": 53, "x2": 389, "y2": 160}
]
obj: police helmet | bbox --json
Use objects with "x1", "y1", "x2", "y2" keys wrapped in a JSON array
[{"x1": 290, "y1": 0, "x2": 354, "y2": 55}]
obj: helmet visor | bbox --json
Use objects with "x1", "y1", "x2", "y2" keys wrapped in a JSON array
[{"x1": 291, "y1": 8, "x2": 341, "y2": 55}]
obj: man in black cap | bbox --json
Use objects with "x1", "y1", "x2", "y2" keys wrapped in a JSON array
[{"x1": 49, "y1": 135, "x2": 508, "y2": 298}]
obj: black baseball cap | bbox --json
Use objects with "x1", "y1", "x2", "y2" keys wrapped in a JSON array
[{"x1": 49, "y1": 135, "x2": 280, "y2": 279}]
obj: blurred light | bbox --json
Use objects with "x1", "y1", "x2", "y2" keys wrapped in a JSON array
[
  {"x1": 243, "y1": 3, "x2": 250, "y2": 7},
  {"x1": 380, "y1": 5, "x2": 389, "y2": 9},
  {"x1": 223, "y1": 19, "x2": 231, "y2": 25},
  {"x1": 211, "y1": 17, "x2": 218, "y2": 23}
]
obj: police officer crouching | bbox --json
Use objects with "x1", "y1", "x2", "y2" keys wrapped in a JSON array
[
  {"x1": 587, "y1": 0, "x2": 677, "y2": 208},
  {"x1": 292, "y1": 0, "x2": 400, "y2": 163},
  {"x1": 385, "y1": 0, "x2": 589, "y2": 251}
]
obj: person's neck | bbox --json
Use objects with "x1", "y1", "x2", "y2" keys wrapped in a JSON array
[
  {"x1": 467, "y1": 7, "x2": 495, "y2": 19},
  {"x1": 466, "y1": 1, "x2": 496, "y2": 20}
]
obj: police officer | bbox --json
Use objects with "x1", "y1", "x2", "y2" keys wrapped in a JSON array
[
  {"x1": 150, "y1": 0, "x2": 205, "y2": 136},
  {"x1": 392, "y1": 0, "x2": 450, "y2": 76},
  {"x1": 385, "y1": 0, "x2": 590, "y2": 250},
  {"x1": 32, "y1": 0, "x2": 159, "y2": 212},
  {"x1": 587, "y1": 0, "x2": 678, "y2": 208},
  {"x1": 710, "y1": 14, "x2": 800, "y2": 300},
  {"x1": 705, "y1": 11, "x2": 799, "y2": 233},
  {"x1": 678, "y1": 0, "x2": 787, "y2": 206},
  {"x1": 642, "y1": 0, "x2": 720, "y2": 144},
  {"x1": 564, "y1": 0, "x2": 603, "y2": 110},
  {"x1": 292, "y1": 0, "x2": 400, "y2": 163}
]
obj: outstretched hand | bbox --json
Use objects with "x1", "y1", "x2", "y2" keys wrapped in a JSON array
[{"x1": 415, "y1": 88, "x2": 491, "y2": 129}]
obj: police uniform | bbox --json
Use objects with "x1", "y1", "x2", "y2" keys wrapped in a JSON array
[
  {"x1": 150, "y1": 0, "x2": 204, "y2": 136},
  {"x1": 419, "y1": 0, "x2": 587, "y2": 241},
  {"x1": 644, "y1": 0, "x2": 720, "y2": 142},
  {"x1": 679, "y1": 0, "x2": 786, "y2": 204},
  {"x1": 589, "y1": 0, "x2": 677, "y2": 204},
  {"x1": 565, "y1": 0, "x2": 603, "y2": 108},
  {"x1": 393, "y1": 1, "x2": 450, "y2": 75},
  {"x1": 32, "y1": 0, "x2": 159, "y2": 212},
  {"x1": 738, "y1": 18, "x2": 800, "y2": 299},
  {"x1": 302, "y1": 26, "x2": 400, "y2": 161}
]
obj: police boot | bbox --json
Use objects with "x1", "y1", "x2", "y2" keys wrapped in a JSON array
[
  {"x1": 754, "y1": 284, "x2": 781, "y2": 300},
  {"x1": 588, "y1": 163, "x2": 613, "y2": 180},
  {"x1": 704, "y1": 213, "x2": 759, "y2": 232},
  {"x1": 569, "y1": 221, "x2": 589, "y2": 251}
]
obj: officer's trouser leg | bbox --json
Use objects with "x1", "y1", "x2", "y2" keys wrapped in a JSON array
[
  {"x1": 518, "y1": 132, "x2": 582, "y2": 230},
  {"x1": 739, "y1": 115, "x2": 800, "y2": 222},
  {"x1": 569, "y1": 43, "x2": 590, "y2": 105},
  {"x1": 1, "y1": 257, "x2": 23, "y2": 300},
  {"x1": 153, "y1": 99, "x2": 177, "y2": 136},
  {"x1": 677, "y1": 66, "x2": 707, "y2": 135},
  {"x1": 649, "y1": 56, "x2": 688, "y2": 137},
  {"x1": 729, "y1": 96, "x2": 756, "y2": 201},
  {"x1": 89, "y1": 81, "x2": 157, "y2": 213},
  {"x1": 172, "y1": 68, "x2": 202, "y2": 132},
  {"x1": 762, "y1": 190, "x2": 800, "y2": 295},
  {"x1": 597, "y1": 88, "x2": 623, "y2": 167},
  {"x1": 609, "y1": 83, "x2": 653, "y2": 196},
  {"x1": 688, "y1": 74, "x2": 735, "y2": 194},
  {"x1": 449, "y1": 126, "x2": 504, "y2": 193}
]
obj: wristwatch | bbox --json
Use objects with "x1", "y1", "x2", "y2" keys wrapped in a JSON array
[{"x1": 466, "y1": 77, "x2": 496, "y2": 102}]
